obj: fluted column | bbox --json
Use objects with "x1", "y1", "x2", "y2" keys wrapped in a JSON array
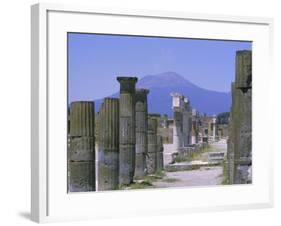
[
  {"x1": 156, "y1": 135, "x2": 164, "y2": 171},
  {"x1": 97, "y1": 98, "x2": 119, "y2": 190},
  {"x1": 68, "y1": 101, "x2": 95, "y2": 192},
  {"x1": 117, "y1": 76, "x2": 138, "y2": 185},
  {"x1": 147, "y1": 116, "x2": 157, "y2": 174},
  {"x1": 134, "y1": 89, "x2": 149, "y2": 177}
]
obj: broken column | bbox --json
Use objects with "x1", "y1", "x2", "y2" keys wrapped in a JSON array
[
  {"x1": 156, "y1": 135, "x2": 164, "y2": 171},
  {"x1": 147, "y1": 116, "x2": 158, "y2": 174},
  {"x1": 117, "y1": 76, "x2": 138, "y2": 185},
  {"x1": 228, "y1": 50, "x2": 252, "y2": 184},
  {"x1": 68, "y1": 101, "x2": 95, "y2": 192},
  {"x1": 171, "y1": 93, "x2": 184, "y2": 151},
  {"x1": 97, "y1": 98, "x2": 119, "y2": 191},
  {"x1": 191, "y1": 109, "x2": 199, "y2": 145},
  {"x1": 134, "y1": 89, "x2": 149, "y2": 178}
]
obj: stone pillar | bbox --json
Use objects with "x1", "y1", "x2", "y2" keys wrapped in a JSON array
[
  {"x1": 147, "y1": 117, "x2": 158, "y2": 174},
  {"x1": 68, "y1": 101, "x2": 95, "y2": 192},
  {"x1": 156, "y1": 135, "x2": 164, "y2": 171},
  {"x1": 212, "y1": 116, "x2": 216, "y2": 141},
  {"x1": 134, "y1": 89, "x2": 149, "y2": 178},
  {"x1": 117, "y1": 76, "x2": 138, "y2": 185},
  {"x1": 228, "y1": 50, "x2": 252, "y2": 184},
  {"x1": 182, "y1": 98, "x2": 191, "y2": 147},
  {"x1": 97, "y1": 98, "x2": 119, "y2": 191},
  {"x1": 171, "y1": 93, "x2": 184, "y2": 151},
  {"x1": 191, "y1": 109, "x2": 198, "y2": 145}
]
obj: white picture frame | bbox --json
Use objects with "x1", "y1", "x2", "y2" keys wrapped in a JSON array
[{"x1": 31, "y1": 3, "x2": 274, "y2": 223}]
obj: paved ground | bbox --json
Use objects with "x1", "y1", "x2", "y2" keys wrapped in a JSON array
[
  {"x1": 152, "y1": 139, "x2": 227, "y2": 188},
  {"x1": 153, "y1": 166, "x2": 223, "y2": 188}
]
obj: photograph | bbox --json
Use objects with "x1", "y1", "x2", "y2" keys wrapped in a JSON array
[{"x1": 67, "y1": 33, "x2": 252, "y2": 192}]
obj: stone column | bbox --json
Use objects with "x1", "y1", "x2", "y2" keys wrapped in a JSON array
[
  {"x1": 147, "y1": 116, "x2": 158, "y2": 174},
  {"x1": 182, "y1": 98, "x2": 191, "y2": 147},
  {"x1": 117, "y1": 76, "x2": 138, "y2": 185},
  {"x1": 233, "y1": 50, "x2": 252, "y2": 184},
  {"x1": 171, "y1": 93, "x2": 184, "y2": 151},
  {"x1": 228, "y1": 50, "x2": 252, "y2": 184},
  {"x1": 191, "y1": 109, "x2": 198, "y2": 145},
  {"x1": 68, "y1": 101, "x2": 95, "y2": 192},
  {"x1": 212, "y1": 116, "x2": 217, "y2": 141},
  {"x1": 156, "y1": 135, "x2": 164, "y2": 171},
  {"x1": 134, "y1": 89, "x2": 149, "y2": 178},
  {"x1": 97, "y1": 98, "x2": 119, "y2": 191},
  {"x1": 228, "y1": 83, "x2": 235, "y2": 184}
]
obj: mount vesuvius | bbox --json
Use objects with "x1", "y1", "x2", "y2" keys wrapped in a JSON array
[{"x1": 94, "y1": 72, "x2": 231, "y2": 117}]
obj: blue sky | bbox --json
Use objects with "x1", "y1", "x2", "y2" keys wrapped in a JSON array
[{"x1": 68, "y1": 33, "x2": 251, "y2": 102}]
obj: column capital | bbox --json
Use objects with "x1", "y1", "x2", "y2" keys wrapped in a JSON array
[
  {"x1": 117, "y1": 76, "x2": 138, "y2": 93},
  {"x1": 135, "y1": 88, "x2": 149, "y2": 101}
]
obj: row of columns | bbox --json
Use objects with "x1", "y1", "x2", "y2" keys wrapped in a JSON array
[
  {"x1": 68, "y1": 77, "x2": 164, "y2": 192},
  {"x1": 170, "y1": 92, "x2": 218, "y2": 156}
]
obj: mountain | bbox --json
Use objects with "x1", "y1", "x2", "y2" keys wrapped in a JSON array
[{"x1": 94, "y1": 72, "x2": 231, "y2": 117}]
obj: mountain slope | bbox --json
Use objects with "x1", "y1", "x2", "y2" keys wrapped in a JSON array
[{"x1": 94, "y1": 72, "x2": 231, "y2": 117}]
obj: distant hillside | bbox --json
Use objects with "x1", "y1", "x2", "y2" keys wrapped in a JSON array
[{"x1": 94, "y1": 72, "x2": 231, "y2": 117}]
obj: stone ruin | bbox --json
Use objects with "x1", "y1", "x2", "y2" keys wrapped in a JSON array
[
  {"x1": 117, "y1": 77, "x2": 138, "y2": 185},
  {"x1": 161, "y1": 93, "x2": 218, "y2": 165},
  {"x1": 67, "y1": 49, "x2": 248, "y2": 189},
  {"x1": 97, "y1": 98, "x2": 119, "y2": 190},
  {"x1": 227, "y1": 50, "x2": 252, "y2": 184},
  {"x1": 67, "y1": 76, "x2": 165, "y2": 191},
  {"x1": 135, "y1": 89, "x2": 149, "y2": 177},
  {"x1": 68, "y1": 101, "x2": 95, "y2": 192}
]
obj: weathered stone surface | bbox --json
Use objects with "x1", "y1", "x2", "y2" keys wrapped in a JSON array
[
  {"x1": 147, "y1": 117, "x2": 157, "y2": 174},
  {"x1": 69, "y1": 137, "x2": 95, "y2": 161},
  {"x1": 156, "y1": 135, "x2": 164, "y2": 171},
  {"x1": 134, "y1": 89, "x2": 149, "y2": 177},
  {"x1": 69, "y1": 101, "x2": 95, "y2": 137},
  {"x1": 173, "y1": 111, "x2": 183, "y2": 149},
  {"x1": 235, "y1": 50, "x2": 252, "y2": 89},
  {"x1": 171, "y1": 93, "x2": 184, "y2": 150},
  {"x1": 117, "y1": 76, "x2": 137, "y2": 185},
  {"x1": 68, "y1": 161, "x2": 95, "y2": 192},
  {"x1": 68, "y1": 101, "x2": 95, "y2": 192},
  {"x1": 182, "y1": 98, "x2": 192, "y2": 147},
  {"x1": 227, "y1": 50, "x2": 252, "y2": 184},
  {"x1": 97, "y1": 98, "x2": 119, "y2": 191}
]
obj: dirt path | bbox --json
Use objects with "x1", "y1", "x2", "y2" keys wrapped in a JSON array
[
  {"x1": 152, "y1": 140, "x2": 227, "y2": 188},
  {"x1": 153, "y1": 166, "x2": 223, "y2": 188}
]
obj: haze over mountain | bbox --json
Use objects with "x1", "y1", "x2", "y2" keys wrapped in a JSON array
[{"x1": 94, "y1": 72, "x2": 231, "y2": 117}]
